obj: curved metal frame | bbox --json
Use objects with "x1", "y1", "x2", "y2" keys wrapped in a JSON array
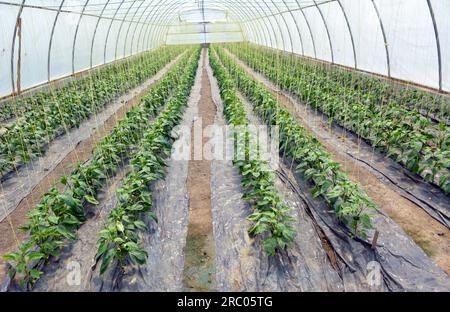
[
  {"x1": 252, "y1": 1, "x2": 276, "y2": 48},
  {"x1": 294, "y1": 0, "x2": 317, "y2": 58},
  {"x1": 281, "y1": 0, "x2": 304, "y2": 55},
  {"x1": 426, "y1": 0, "x2": 442, "y2": 91},
  {"x1": 210, "y1": 1, "x2": 264, "y2": 45},
  {"x1": 129, "y1": 0, "x2": 159, "y2": 55},
  {"x1": 370, "y1": 0, "x2": 391, "y2": 77},
  {"x1": 336, "y1": 0, "x2": 357, "y2": 68},
  {"x1": 10, "y1": 0, "x2": 26, "y2": 94},
  {"x1": 136, "y1": 0, "x2": 162, "y2": 53},
  {"x1": 143, "y1": 0, "x2": 184, "y2": 49},
  {"x1": 269, "y1": 0, "x2": 294, "y2": 53},
  {"x1": 113, "y1": 0, "x2": 139, "y2": 60},
  {"x1": 216, "y1": 1, "x2": 268, "y2": 46},
  {"x1": 260, "y1": 1, "x2": 286, "y2": 50},
  {"x1": 312, "y1": 0, "x2": 334, "y2": 63},
  {"x1": 71, "y1": 0, "x2": 90, "y2": 74},
  {"x1": 121, "y1": 0, "x2": 146, "y2": 57},
  {"x1": 224, "y1": 2, "x2": 265, "y2": 45},
  {"x1": 231, "y1": 1, "x2": 276, "y2": 46},
  {"x1": 89, "y1": 0, "x2": 111, "y2": 68},
  {"x1": 103, "y1": 1, "x2": 125, "y2": 63},
  {"x1": 138, "y1": 0, "x2": 178, "y2": 52},
  {"x1": 47, "y1": 0, "x2": 66, "y2": 81},
  {"x1": 4, "y1": 0, "x2": 447, "y2": 96}
]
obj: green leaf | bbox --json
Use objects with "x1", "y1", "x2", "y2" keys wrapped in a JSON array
[{"x1": 84, "y1": 195, "x2": 99, "y2": 205}]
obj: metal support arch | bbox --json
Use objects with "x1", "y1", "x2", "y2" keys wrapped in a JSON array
[
  {"x1": 313, "y1": 0, "x2": 334, "y2": 63},
  {"x1": 71, "y1": 0, "x2": 90, "y2": 74},
  {"x1": 89, "y1": 0, "x2": 111, "y2": 68},
  {"x1": 103, "y1": 1, "x2": 126, "y2": 64},
  {"x1": 143, "y1": 0, "x2": 185, "y2": 50},
  {"x1": 10, "y1": 0, "x2": 26, "y2": 94},
  {"x1": 281, "y1": 0, "x2": 305, "y2": 55},
  {"x1": 210, "y1": 2, "x2": 263, "y2": 46},
  {"x1": 216, "y1": 1, "x2": 268, "y2": 47},
  {"x1": 259, "y1": 0, "x2": 286, "y2": 51},
  {"x1": 143, "y1": 0, "x2": 187, "y2": 50},
  {"x1": 252, "y1": 1, "x2": 277, "y2": 48},
  {"x1": 336, "y1": 0, "x2": 357, "y2": 68},
  {"x1": 129, "y1": 0, "x2": 160, "y2": 55},
  {"x1": 113, "y1": 0, "x2": 140, "y2": 60},
  {"x1": 267, "y1": 0, "x2": 294, "y2": 53},
  {"x1": 121, "y1": 0, "x2": 147, "y2": 57},
  {"x1": 426, "y1": 0, "x2": 442, "y2": 91},
  {"x1": 370, "y1": 0, "x2": 391, "y2": 77},
  {"x1": 47, "y1": 0, "x2": 66, "y2": 81},
  {"x1": 293, "y1": 0, "x2": 317, "y2": 58}
]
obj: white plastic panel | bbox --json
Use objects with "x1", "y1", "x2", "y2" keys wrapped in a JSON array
[
  {"x1": 274, "y1": 14, "x2": 292, "y2": 52},
  {"x1": 282, "y1": 12, "x2": 302, "y2": 55},
  {"x1": 206, "y1": 32, "x2": 244, "y2": 43},
  {"x1": 50, "y1": 12, "x2": 78, "y2": 80},
  {"x1": 254, "y1": 19, "x2": 270, "y2": 46},
  {"x1": 167, "y1": 30, "x2": 243, "y2": 45},
  {"x1": 302, "y1": 6, "x2": 332, "y2": 62},
  {"x1": 431, "y1": 0, "x2": 450, "y2": 92},
  {"x1": 104, "y1": 20, "x2": 121, "y2": 64},
  {"x1": 340, "y1": 0, "x2": 388, "y2": 75},
  {"x1": 166, "y1": 33, "x2": 204, "y2": 45},
  {"x1": 123, "y1": 22, "x2": 139, "y2": 57},
  {"x1": 146, "y1": 26, "x2": 163, "y2": 50},
  {"x1": 114, "y1": 21, "x2": 131, "y2": 60},
  {"x1": 0, "y1": 4, "x2": 18, "y2": 97},
  {"x1": 130, "y1": 23, "x2": 145, "y2": 54},
  {"x1": 20, "y1": 7, "x2": 55, "y2": 90},
  {"x1": 260, "y1": 18, "x2": 276, "y2": 48},
  {"x1": 179, "y1": 9, "x2": 227, "y2": 23},
  {"x1": 268, "y1": 16, "x2": 284, "y2": 50},
  {"x1": 74, "y1": 16, "x2": 98, "y2": 72},
  {"x1": 376, "y1": 0, "x2": 438, "y2": 89},
  {"x1": 320, "y1": 1, "x2": 355, "y2": 67},
  {"x1": 0, "y1": 0, "x2": 449, "y2": 98},
  {"x1": 242, "y1": 22, "x2": 258, "y2": 44},
  {"x1": 291, "y1": 10, "x2": 315, "y2": 58}
]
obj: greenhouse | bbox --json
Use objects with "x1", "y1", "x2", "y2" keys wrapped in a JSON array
[{"x1": 0, "y1": 0, "x2": 449, "y2": 293}]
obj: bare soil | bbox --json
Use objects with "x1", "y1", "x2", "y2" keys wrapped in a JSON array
[
  {"x1": 0, "y1": 57, "x2": 182, "y2": 280},
  {"x1": 224, "y1": 49, "x2": 450, "y2": 276},
  {"x1": 183, "y1": 49, "x2": 217, "y2": 291}
]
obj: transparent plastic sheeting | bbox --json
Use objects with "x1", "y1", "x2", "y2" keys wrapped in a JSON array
[
  {"x1": 166, "y1": 22, "x2": 243, "y2": 45},
  {"x1": 1, "y1": 0, "x2": 449, "y2": 98}
]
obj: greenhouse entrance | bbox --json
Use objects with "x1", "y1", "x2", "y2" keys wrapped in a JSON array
[{"x1": 0, "y1": 1, "x2": 449, "y2": 293}]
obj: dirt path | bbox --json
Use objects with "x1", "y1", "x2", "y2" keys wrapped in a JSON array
[
  {"x1": 223, "y1": 48, "x2": 450, "y2": 276},
  {"x1": 0, "y1": 55, "x2": 183, "y2": 280},
  {"x1": 205, "y1": 54, "x2": 345, "y2": 291},
  {"x1": 182, "y1": 48, "x2": 217, "y2": 291}
]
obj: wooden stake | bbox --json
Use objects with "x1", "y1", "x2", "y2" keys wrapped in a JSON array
[
  {"x1": 371, "y1": 230, "x2": 379, "y2": 249},
  {"x1": 16, "y1": 17, "x2": 22, "y2": 95}
]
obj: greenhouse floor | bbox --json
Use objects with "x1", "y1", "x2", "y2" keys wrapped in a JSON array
[
  {"x1": 1, "y1": 47, "x2": 449, "y2": 292},
  {"x1": 222, "y1": 48, "x2": 450, "y2": 275},
  {"x1": 0, "y1": 55, "x2": 183, "y2": 283}
]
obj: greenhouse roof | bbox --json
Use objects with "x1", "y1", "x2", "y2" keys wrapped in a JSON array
[{"x1": 1, "y1": 0, "x2": 449, "y2": 96}]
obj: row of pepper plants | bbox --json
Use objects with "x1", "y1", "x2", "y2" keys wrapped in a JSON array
[
  {"x1": 94, "y1": 47, "x2": 201, "y2": 275},
  {"x1": 0, "y1": 45, "x2": 187, "y2": 179},
  {"x1": 222, "y1": 43, "x2": 450, "y2": 194},
  {"x1": 212, "y1": 45, "x2": 375, "y2": 240},
  {"x1": 2, "y1": 47, "x2": 196, "y2": 288},
  {"x1": 209, "y1": 48, "x2": 295, "y2": 257},
  {"x1": 226, "y1": 43, "x2": 449, "y2": 122}
]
